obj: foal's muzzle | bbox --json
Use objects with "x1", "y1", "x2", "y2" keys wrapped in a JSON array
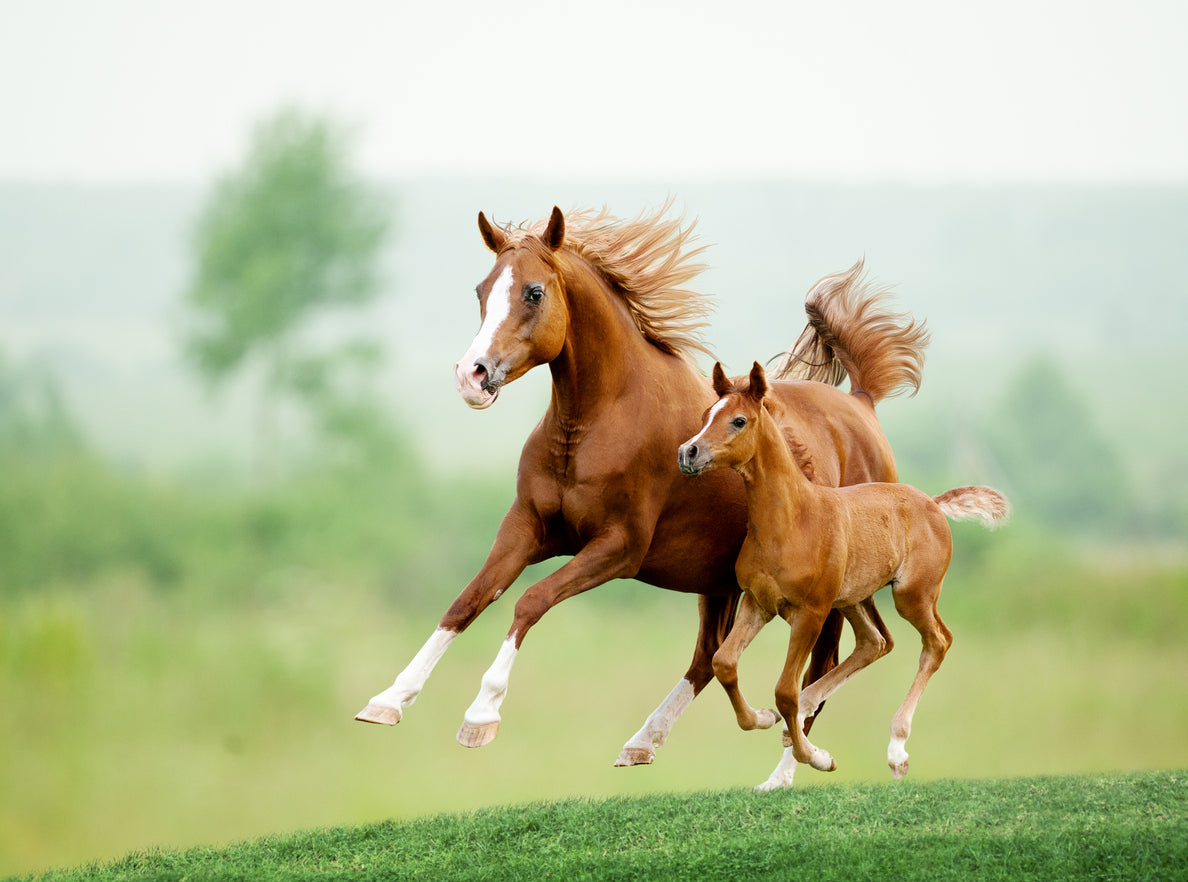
[{"x1": 677, "y1": 442, "x2": 708, "y2": 475}]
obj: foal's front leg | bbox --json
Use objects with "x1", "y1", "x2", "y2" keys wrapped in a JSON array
[
  {"x1": 756, "y1": 607, "x2": 835, "y2": 791},
  {"x1": 711, "y1": 592, "x2": 781, "y2": 732}
]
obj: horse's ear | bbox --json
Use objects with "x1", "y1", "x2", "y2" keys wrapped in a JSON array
[
  {"x1": 748, "y1": 361, "x2": 768, "y2": 401},
  {"x1": 478, "y1": 211, "x2": 507, "y2": 253},
  {"x1": 711, "y1": 362, "x2": 731, "y2": 397},
  {"x1": 542, "y1": 206, "x2": 565, "y2": 251}
]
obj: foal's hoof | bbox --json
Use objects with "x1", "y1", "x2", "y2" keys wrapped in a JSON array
[
  {"x1": 613, "y1": 746, "x2": 655, "y2": 767},
  {"x1": 457, "y1": 720, "x2": 500, "y2": 748},
  {"x1": 890, "y1": 758, "x2": 910, "y2": 780},
  {"x1": 749, "y1": 708, "x2": 781, "y2": 730},
  {"x1": 355, "y1": 703, "x2": 402, "y2": 726}
]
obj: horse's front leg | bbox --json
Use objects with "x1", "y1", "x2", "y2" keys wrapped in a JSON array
[
  {"x1": 355, "y1": 503, "x2": 541, "y2": 727},
  {"x1": 457, "y1": 528, "x2": 642, "y2": 748}
]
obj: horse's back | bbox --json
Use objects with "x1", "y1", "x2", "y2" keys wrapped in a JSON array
[{"x1": 768, "y1": 380, "x2": 896, "y2": 487}]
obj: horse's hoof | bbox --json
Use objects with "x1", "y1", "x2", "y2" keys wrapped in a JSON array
[
  {"x1": 457, "y1": 720, "x2": 500, "y2": 748},
  {"x1": 890, "y1": 759, "x2": 909, "y2": 780},
  {"x1": 613, "y1": 746, "x2": 655, "y2": 767},
  {"x1": 753, "y1": 775, "x2": 794, "y2": 792},
  {"x1": 355, "y1": 703, "x2": 402, "y2": 726},
  {"x1": 782, "y1": 729, "x2": 793, "y2": 748}
]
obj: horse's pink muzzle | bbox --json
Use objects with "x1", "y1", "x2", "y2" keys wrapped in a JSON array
[{"x1": 454, "y1": 359, "x2": 499, "y2": 410}]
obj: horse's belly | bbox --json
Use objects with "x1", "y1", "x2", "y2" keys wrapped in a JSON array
[{"x1": 634, "y1": 485, "x2": 748, "y2": 595}]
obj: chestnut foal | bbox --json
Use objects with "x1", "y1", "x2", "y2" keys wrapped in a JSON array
[{"x1": 679, "y1": 362, "x2": 1008, "y2": 790}]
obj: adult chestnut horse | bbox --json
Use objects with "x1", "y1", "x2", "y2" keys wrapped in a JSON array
[{"x1": 356, "y1": 204, "x2": 929, "y2": 767}]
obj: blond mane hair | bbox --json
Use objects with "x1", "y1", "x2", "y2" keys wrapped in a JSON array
[{"x1": 497, "y1": 201, "x2": 716, "y2": 362}]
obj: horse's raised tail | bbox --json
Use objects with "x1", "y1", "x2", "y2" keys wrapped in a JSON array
[
  {"x1": 771, "y1": 260, "x2": 930, "y2": 404},
  {"x1": 933, "y1": 486, "x2": 1011, "y2": 529}
]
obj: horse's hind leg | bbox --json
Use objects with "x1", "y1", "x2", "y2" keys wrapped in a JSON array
[
  {"x1": 886, "y1": 579, "x2": 953, "y2": 779},
  {"x1": 615, "y1": 592, "x2": 739, "y2": 767}
]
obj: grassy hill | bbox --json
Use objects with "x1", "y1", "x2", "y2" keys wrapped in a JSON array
[{"x1": 19, "y1": 771, "x2": 1185, "y2": 881}]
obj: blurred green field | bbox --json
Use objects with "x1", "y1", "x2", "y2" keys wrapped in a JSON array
[{"x1": 3, "y1": 525, "x2": 1186, "y2": 877}]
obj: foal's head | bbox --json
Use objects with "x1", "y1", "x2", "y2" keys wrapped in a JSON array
[
  {"x1": 678, "y1": 361, "x2": 771, "y2": 476},
  {"x1": 455, "y1": 207, "x2": 570, "y2": 409}
]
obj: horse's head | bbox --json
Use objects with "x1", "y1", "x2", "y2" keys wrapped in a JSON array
[
  {"x1": 678, "y1": 361, "x2": 769, "y2": 476},
  {"x1": 454, "y1": 207, "x2": 570, "y2": 409}
]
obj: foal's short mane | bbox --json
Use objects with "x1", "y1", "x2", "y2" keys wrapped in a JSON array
[{"x1": 498, "y1": 202, "x2": 717, "y2": 362}]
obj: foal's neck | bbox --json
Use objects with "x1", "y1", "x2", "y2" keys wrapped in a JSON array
[{"x1": 737, "y1": 409, "x2": 818, "y2": 537}]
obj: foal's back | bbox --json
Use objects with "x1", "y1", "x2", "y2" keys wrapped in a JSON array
[{"x1": 824, "y1": 481, "x2": 953, "y2": 608}]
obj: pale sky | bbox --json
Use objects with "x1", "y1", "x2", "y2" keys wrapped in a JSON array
[{"x1": 2, "y1": 0, "x2": 1186, "y2": 184}]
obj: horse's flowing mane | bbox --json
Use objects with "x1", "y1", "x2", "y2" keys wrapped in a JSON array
[{"x1": 505, "y1": 201, "x2": 716, "y2": 362}]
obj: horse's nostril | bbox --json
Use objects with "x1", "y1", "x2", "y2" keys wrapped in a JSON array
[{"x1": 686, "y1": 444, "x2": 698, "y2": 460}]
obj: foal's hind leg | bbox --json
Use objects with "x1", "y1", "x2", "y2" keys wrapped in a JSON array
[
  {"x1": 798, "y1": 599, "x2": 894, "y2": 729},
  {"x1": 886, "y1": 580, "x2": 954, "y2": 779}
]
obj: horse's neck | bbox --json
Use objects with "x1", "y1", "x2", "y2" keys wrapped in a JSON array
[
  {"x1": 547, "y1": 257, "x2": 665, "y2": 427},
  {"x1": 738, "y1": 412, "x2": 818, "y2": 541}
]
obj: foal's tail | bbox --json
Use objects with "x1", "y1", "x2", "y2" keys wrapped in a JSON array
[
  {"x1": 771, "y1": 260, "x2": 930, "y2": 404},
  {"x1": 933, "y1": 486, "x2": 1011, "y2": 528}
]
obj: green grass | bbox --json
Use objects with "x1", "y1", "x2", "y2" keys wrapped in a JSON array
[{"x1": 17, "y1": 771, "x2": 1185, "y2": 881}]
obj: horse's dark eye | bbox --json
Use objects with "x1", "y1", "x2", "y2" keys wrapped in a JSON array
[
  {"x1": 524, "y1": 284, "x2": 544, "y2": 304},
  {"x1": 731, "y1": 417, "x2": 747, "y2": 430},
  {"x1": 475, "y1": 284, "x2": 482, "y2": 300}
]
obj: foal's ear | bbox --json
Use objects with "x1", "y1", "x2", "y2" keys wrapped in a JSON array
[
  {"x1": 478, "y1": 211, "x2": 508, "y2": 253},
  {"x1": 542, "y1": 206, "x2": 565, "y2": 251},
  {"x1": 711, "y1": 362, "x2": 732, "y2": 397},
  {"x1": 748, "y1": 361, "x2": 768, "y2": 401}
]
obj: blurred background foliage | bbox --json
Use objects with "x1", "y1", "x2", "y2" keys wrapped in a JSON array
[{"x1": 1, "y1": 108, "x2": 1186, "y2": 876}]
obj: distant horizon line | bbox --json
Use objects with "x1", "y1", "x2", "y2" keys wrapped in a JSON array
[{"x1": 2, "y1": 172, "x2": 1187, "y2": 191}]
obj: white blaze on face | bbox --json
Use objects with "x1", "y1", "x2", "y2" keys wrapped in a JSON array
[
  {"x1": 472, "y1": 264, "x2": 515, "y2": 358},
  {"x1": 687, "y1": 398, "x2": 731, "y2": 448},
  {"x1": 455, "y1": 264, "x2": 516, "y2": 407}
]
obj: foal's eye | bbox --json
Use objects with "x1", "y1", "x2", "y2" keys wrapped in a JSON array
[
  {"x1": 524, "y1": 284, "x2": 544, "y2": 304},
  {"x1": 731, "y1": 417, "x2": 747, "y2": 430}
]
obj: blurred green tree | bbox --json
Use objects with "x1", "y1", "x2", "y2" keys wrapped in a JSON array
[
  {"x1": 984, "y1": 356, "x2": 1132, "y2": 534},
  {"x1": 0, "y1": 350, "x2": 84, "y2": 460},
  {"x1": 182, "y1": 107, "x2": 391, "y2": 473}
]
